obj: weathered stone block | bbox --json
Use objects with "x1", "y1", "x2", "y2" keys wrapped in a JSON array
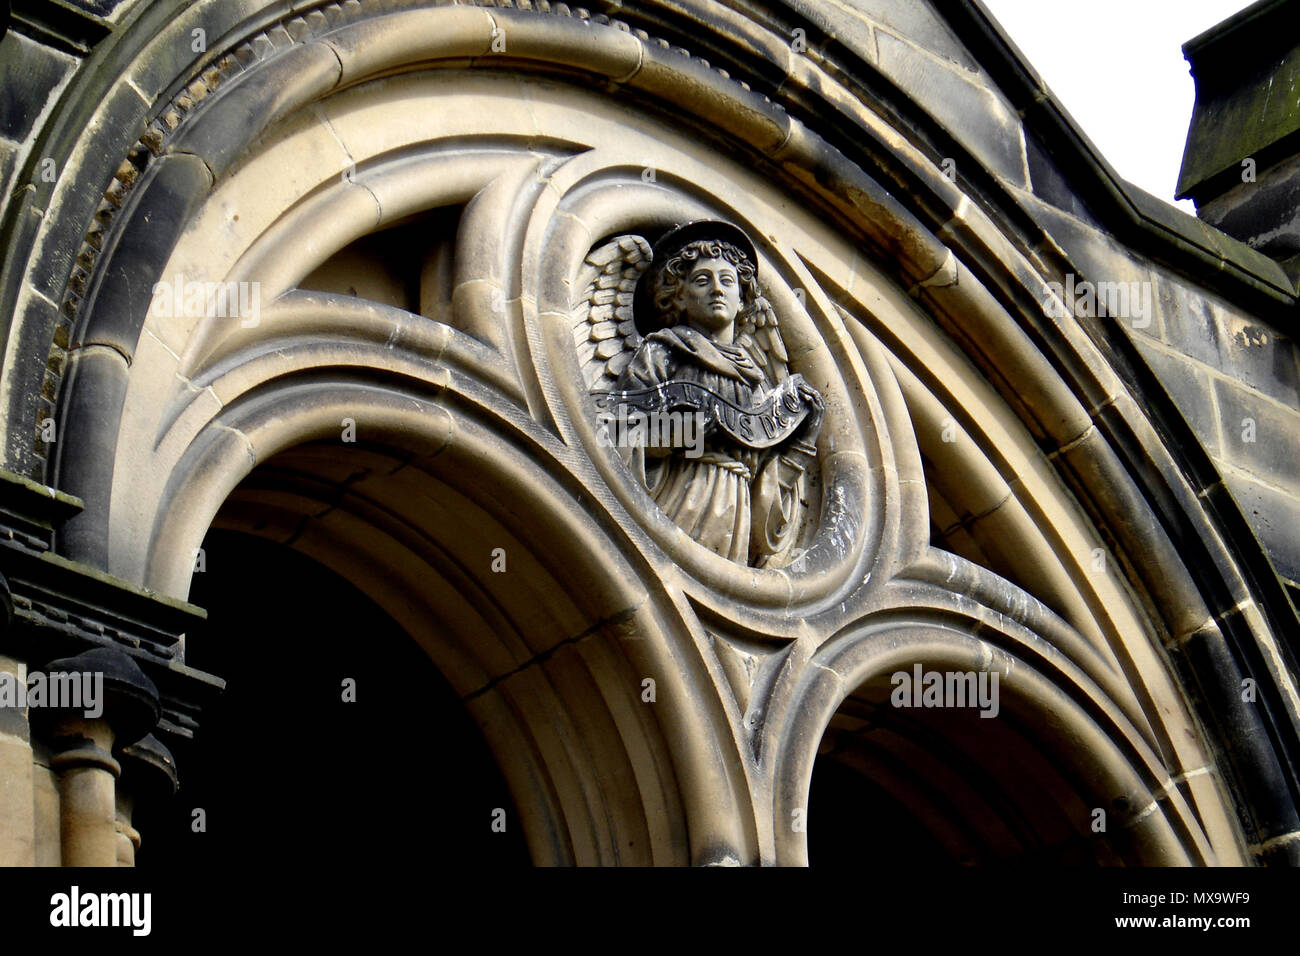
[
  {"x1": 1212, "y1": 379, "x2": 1300, "y2": 492},
  {"x1": 1024, "y1": 132, "x2": 1099, "y2": 226},
  {"x1": 875, "y1": 30, "x2": 1026, "y2": 189},
  {"x1": 1219, "y1": 465, "x2": 1300, "y2": 583},
  {"x1": 0, "y1": 34, "x2": 77, "y2": 143},
  {"x1": 1205, "y1": 305, "x2": 1300, "y2": 408},
  {"x1": 165, "y1": 42, "x2": 342, "y2": 180},
  {"x1": 829, "y1": 0, "x2": 979, "y2": 71},
  {"x1": 1150, "y1": 275, "x2": 1300, "y2": 408},
  {"x1": 74, "y1": 153, "x2": 213, "y2": 361},
  {"x1": 1132, "y1": 338, "x2": 1221, "y2": 457}
]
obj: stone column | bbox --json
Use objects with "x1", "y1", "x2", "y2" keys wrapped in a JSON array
[
  {"x1": 36, "y1": 648, "x2": 160, "y2": 867},
  {"x1": 0, "y1": 653, "x2": 36, "y2": 866},
  {"x1": 48, "y1": 716, "x2": 121, "y2": 867},
  {"x1": 115, "y1": 734, "x2": 177, "y2": 867},
  {"x1": 114, "y1": 795, "x2": 139, "y2": 866}
]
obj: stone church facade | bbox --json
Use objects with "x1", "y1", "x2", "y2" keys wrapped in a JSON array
[{"x1": 1, "y1": 0, "x2": 1297, "y2": 867}]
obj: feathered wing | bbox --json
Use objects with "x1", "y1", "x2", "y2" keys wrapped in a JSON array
[
  {"x1": 735, "y1": 291, "x2": 790, "y2": 386},
  {"x1": 572, "y1": 235, "x2": 652, "y2": 392}
]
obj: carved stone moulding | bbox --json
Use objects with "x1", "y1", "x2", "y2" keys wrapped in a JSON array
[{"x1": 2, "y1": 0, "x2": 1285, "y2": 866}]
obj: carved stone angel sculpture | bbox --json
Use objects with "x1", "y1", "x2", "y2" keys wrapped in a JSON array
[{"x1": 575, "y1": 220, "x2": 824, "y2": 568}]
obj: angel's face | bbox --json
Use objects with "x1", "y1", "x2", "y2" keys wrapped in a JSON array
[{"x1": 676, "y1": 257, "x2": 741, "y2": 338}]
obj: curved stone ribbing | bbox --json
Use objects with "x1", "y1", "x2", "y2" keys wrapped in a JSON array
[{"x1": 1, "y1": 0, "x2": 1288, "y2": 865}]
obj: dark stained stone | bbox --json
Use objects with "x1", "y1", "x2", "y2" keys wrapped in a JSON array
[
  {"x1": 1220, "y1": 465, "x2": 1300, "y2": 583},
  {"x1": 0, "y1": 33, "x2": 76, "y2": 142},
  {"x1": 1132, "y1": 338, "x2": 1222, "y2": 458}
]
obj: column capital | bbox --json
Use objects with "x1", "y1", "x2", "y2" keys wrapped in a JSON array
[{"x1": 39, "y1": 646, "x2": 161, "y2": 747}]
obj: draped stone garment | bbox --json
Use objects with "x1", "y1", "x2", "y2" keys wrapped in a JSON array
[{"x1": 615, "y1": 326, "x2": 811, "y2": 565}]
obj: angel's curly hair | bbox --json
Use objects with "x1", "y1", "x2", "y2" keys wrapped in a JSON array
[{"x1": 651, "y1": 239, "x2": 760, "y2": 328}]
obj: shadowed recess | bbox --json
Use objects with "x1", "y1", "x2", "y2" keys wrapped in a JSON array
[{"x1": 135, "y1": 529, "x2": 531, "y2": 868}]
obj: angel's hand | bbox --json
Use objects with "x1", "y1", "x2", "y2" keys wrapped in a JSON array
[
  {"x1": 792, "y1": 377, "x2": 824, "y2": 441},
  {"x1": 797, "y1": 379, "x2": 824, "y2": 412}
]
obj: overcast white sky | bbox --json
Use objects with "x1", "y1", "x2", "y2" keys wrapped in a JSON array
[{"x1": 980, "y1": 0, "x2": 1254, "y2": 212}]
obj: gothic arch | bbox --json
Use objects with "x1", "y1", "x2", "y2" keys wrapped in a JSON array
[{"x1": 3, "y1": 0, "x2": 1290, "y2": 865}]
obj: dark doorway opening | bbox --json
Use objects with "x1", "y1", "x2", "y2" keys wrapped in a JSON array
[
  {"x1": 132, "y1": 529, "x2": 530, "y2": 868},
  {"x1": 807, "y1": 685, "x2": 1116, "y2": 868},
  {"x1": 807, "y1": 753, "x2": 954, "y2": 867}
]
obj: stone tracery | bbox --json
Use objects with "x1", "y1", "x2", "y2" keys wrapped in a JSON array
[{"x1": 0, "y1": 0, "x2": 1292, "y2": 868}]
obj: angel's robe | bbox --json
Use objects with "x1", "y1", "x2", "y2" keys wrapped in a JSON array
[{"x1": 614, "y1": 325, "x2": 815, "y2": 565}]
